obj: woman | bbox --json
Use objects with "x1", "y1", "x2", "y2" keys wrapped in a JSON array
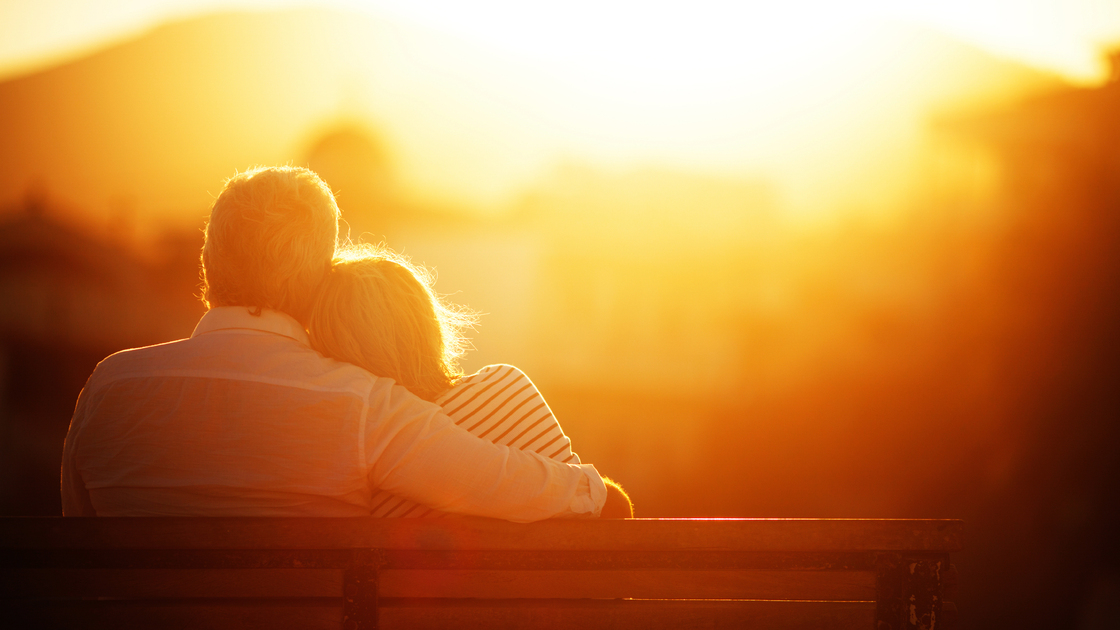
[{"x1": 309, "y1": 244, "x2": 582, "y2": 518}]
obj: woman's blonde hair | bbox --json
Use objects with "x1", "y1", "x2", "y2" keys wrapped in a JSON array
[{"x1": 309, "y1": 244, "x2": 476, "y2": 401}]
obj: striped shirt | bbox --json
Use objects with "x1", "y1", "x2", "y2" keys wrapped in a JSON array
[{"x1": 369, "y1": 364, "x2": 577, "y2": 518}]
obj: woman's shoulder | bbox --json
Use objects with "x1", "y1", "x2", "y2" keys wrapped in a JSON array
[
  {"x1": 437, "y1": 364, "x2": 574, "y2": 462},
  {"x1": 435, "y1": 364, "x2": 535, "y2": 404},
  {"x1": 461, "y1": 363, "x2": 533, "y2": 385}
]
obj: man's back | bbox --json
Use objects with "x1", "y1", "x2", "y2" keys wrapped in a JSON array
[
  {"x1": 64, "y1": 307, "x2": 394, "y2": 516},
  {"x1": 63, "y1": 307, "x2": 605, "y2": 521}
]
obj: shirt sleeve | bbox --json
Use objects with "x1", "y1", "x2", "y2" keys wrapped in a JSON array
[
  {"x1": 362, "y1": 380, "x2": 606, "y2": 522},
  {"x1": 61, "y1": 381, "x2": 98, "y2": 517}
]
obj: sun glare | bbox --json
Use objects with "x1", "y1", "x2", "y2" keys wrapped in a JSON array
[
  {"x1": 340, "y1": 1, "x2": 882, "y2": 95},
  {"x1": 0, "y1": 0, "x2": 1116, "y2": 223},
  {"x1": 312, "y1": 0, "x2": 1094, "y2": 216}
]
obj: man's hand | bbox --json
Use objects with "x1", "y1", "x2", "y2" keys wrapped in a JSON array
[{"x1": 600, "y1": 476, "x2": 633, "y2": 519}]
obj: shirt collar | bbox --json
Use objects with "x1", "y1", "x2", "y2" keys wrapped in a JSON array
[{"x1": 191, "y1": 306, "x2": 311, "y2": 346}]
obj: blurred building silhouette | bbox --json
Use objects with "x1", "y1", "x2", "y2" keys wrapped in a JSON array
[
  {"x1": 942, "y1": 50, "x2": 1120, "y2": 630},
  {"x1": 0, "y1": 206, "x2": 202, "y2": 352}
]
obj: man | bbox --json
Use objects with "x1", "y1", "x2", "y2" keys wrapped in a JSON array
[{"x1": 62, "y1": 166, "x2": 631, "y2": 520}]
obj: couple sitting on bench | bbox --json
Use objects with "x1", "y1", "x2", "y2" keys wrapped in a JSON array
[{"x1": 61, "y1": 166, "x2": 632, "y2": 522}]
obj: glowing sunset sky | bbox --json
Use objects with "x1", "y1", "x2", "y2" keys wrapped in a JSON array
[
  {"x1": 3, "y1": 0, "x2": 1118, "y2": 84},
  {"x1": 1, "y1": 0, "x2": 1118, "y2": 223}
]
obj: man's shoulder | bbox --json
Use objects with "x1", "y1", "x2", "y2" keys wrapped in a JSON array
[
  {"x1": 73, "y1": 339, "x2": 195, "y2": 413},
  {"x1": 84, "y1": 332, "x2": 423, "y2": 410},
  {"x1": 89, "y1": 338, "x2": 193, "y2": 379},
  {"x1": 104, "y1": 338, "x2": 192, "y2": 359},
  {"x1": 87, "y1": 335, "x2": 364, "y2": 390}
]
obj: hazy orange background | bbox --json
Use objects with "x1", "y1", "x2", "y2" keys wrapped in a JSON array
[{"x1": 1, "y1": 2, "x2": 1119, "y2": 628}]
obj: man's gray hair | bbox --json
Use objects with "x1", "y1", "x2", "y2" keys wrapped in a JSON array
[{"x1": 201, "y1": 166, "x2": 340, "y2": 325}]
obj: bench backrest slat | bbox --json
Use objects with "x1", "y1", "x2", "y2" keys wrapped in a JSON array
[
  {"x1": 1, "y1": 567, "x2": 877, "y2": 601},
  {"x1": 0, "y1": 517, "x2": 963, "y2": 552},
  {"x1": 8, "y1": 598, "x2": 880, "y2": 630},
  {"x1": 378, "y1": 599, "x2": 880, "y2": 630},
  {"x1": 0, "y1": 518, "x2": 960, "y2": 630}
]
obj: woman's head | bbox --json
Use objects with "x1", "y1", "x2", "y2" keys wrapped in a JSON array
[{"x1": 309, "y1": 245, "x2": 475, "y2": 401}]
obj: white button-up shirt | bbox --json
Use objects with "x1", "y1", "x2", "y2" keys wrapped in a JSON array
[{"x1": 61, "y1": 307, "x2": 606, "y2": 522}]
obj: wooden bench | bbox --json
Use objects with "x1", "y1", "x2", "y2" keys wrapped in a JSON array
[{"x1": 0, "y1": 517, "x2": 961, "y2": 629}]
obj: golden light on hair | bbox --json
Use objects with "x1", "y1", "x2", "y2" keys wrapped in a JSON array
[{"x1": 309, "y1": 244, "x2": 477, "y2": 400}]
